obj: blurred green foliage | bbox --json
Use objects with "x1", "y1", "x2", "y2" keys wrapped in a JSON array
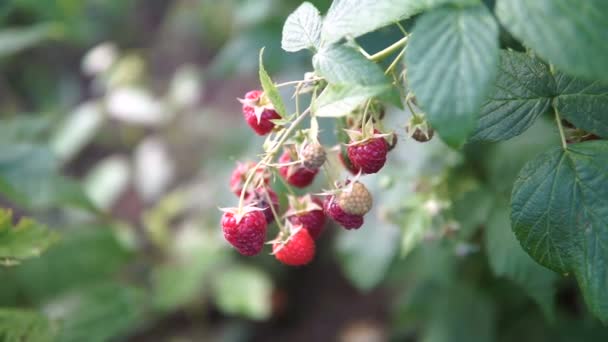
[{"x1": 0, "y1": 0, "x2": 607, "y2": 341}]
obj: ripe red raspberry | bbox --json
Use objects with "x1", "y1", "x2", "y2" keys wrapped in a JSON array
[
  {"x1": 241, "y1": 90, "x2": 281, "y2": 135},
  {"x1": 246, "y1": 187, "x2": 280, "y2": 224},
  {"x1": 347, "y1": 133, "x2": 389, "y2": 174},
  {"x1": 285, "y1": 196, "x2": 326, "y2": 239},
  {"x1": 230, "y1": 161, "x2": 269, "y2": 197},
  {"x1": 221, "y1": 209, "x2": 267, "y2": 256},
  {"x1": 273, "y1": 228, "x2": 315, "y2": 266},
  {"x1": 323, "y1": 195, "x2": 363, "y2": 230},
  {"x1": 339, "y1": 146, "x2": 361, "y2": 175},
  {"x1": 279, "y1": 149, "x2": 318, "y2": 188}
]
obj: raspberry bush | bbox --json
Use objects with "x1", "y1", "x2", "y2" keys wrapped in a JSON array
[{"x1": 218, "y1": 0, "x2": 608, "y2": 326}]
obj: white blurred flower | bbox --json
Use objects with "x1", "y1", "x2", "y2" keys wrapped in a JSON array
[
  {"x1": 84, "y1": 156, "x2": 131, "y2": 210},
  {"x1": 134, "y1": 137, "x2": 175, "y2": 203},
  {"x1": 82, "y1": 42, "x2": 118, "y2": 76},
  {"x1": 168, "y1": 65, "x2": 203, "y2": 109},
  {"x1": 106, "y1": 87, "x2": 170, "y2": 126}
]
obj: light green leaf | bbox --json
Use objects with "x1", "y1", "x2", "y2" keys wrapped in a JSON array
[
  {"x1": 314, "y1": 83, "x2": 391, "y2": 117},
  {"x1": 321, "y1": 0, "x2": 477, "y2": 44},
  {"x1": 258, "y1": 48, "x2": 287, "y2": 117},
  {"x1": 406, "y1": 4, "x2": 499, "y2": 147},
  {"x1": 553, "y1": 72, "x2": 608, "y2": 138},
  {"x1": 511, "y1": 141, "x2": 608, "y2": 322},
  {"x1": 313, "y1": 44, "x2": 389, "y2": 86},
  {"x1": 400, "y1": 208, "x2": 432, "y2": 258},
  {"x1": 470, "y1": 50, "x2": 555, "y2": 142},
  {"x1": 281, "y1": 2, "x2": 322, "y2": 52},
  {"x1": 0, "y1": 23, "x2": 57, "y2": 58},
  {"x1": 486, "y1": 205, "x2": 556, "y2": 321},
  {"x1": 336, "y1": 216, "x2": 399, "y2": 291},
  {"x1": 496, "y1": 0, "x2": 608, "y2": 82},
  {"x1": 212, "y1": 266, "x2": 272, "y2": 321},
  {"x1": 54, "y1": 283, "x2": 146, "y2": 342},
  {"x1": 0, "y1": 209, "x2": 58, "y2": 266},
  {"x1": 0, "y1": 308, "x2": 54, "y2": 342}
]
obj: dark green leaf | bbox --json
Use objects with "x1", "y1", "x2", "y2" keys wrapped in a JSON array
[
  {"x1": 0, "y1": 309, "x2": 54, "y2": 342},
  {"x1": 471, "y1": 50, "x2": 555, "y2": 142},
  {"x1": 55, "y1": 283, "x2": 145, "y2": 342},
  {"x1": 258, "y1": 48, "x2": 287, "y2": 117},
  {"x1": 14, "y1": 228, "x2": 131, "y2": 303},
  {"x1": 0, "y1": 23, "x2": 57, "y2": 58},
  {"x1": 496, "y1": 0, "x2": 608, "y2": 81},
  {"x1": 0, "y1": 144, "x2": 96, "y2": 211},
  {"x1": 511, "y1": 141, "x2": 608, "y2": 322},
  {"x1": 0, "y1": 209, "x2": 58, "y2": 266},
  {"x1": 313, "y1": 44, "x2": 389, "y2": 86},
  {"x1": 422, "y1": 283, "x2": 495, "y2": 342},
  {"x1": 554, "y1": 72, "x2": 608, "y2": 138},
  {"x1": 281, "y1": 2, "x2": 322, "y2": 52},
  {"x1": 406, "y1": 4, "x2": 499, "y2": 147},
  {"x1": 486, "y1": 204, "x2": 556, "y2": 320},
  {"x1": 314, "y1": 83, "x2": 392, "y2": 117}
]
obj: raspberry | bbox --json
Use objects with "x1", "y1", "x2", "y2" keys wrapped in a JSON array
[
  {"x1": 299, "y1": 143, "x2": 326, "y2": 170},
  {"x1": 221, "y1": 208, "x2": 267, "y2": 256},
  {"x1": 408, "y1": 126, "x2": 434, "y2": 142},
  {"x1": 337, "y1": 181, "x2": 372, "y2": 216},
  {"x1": 273, "y1": 228, "x2": 315, "y2": 266},
  {"x1": 279, "y1": 149, "x2": 318, "y2": 188},
  {"x1": 347, "y1": 134, "x2": 389, "y2": 174},
  {"x1": 286, "y1": 196, "x2": 326, "y2": 239},
  {"x1": 323, "y1": 195, "x2": 364, "y2": 230},
  {"x1": 246, "y1": 187, "x2": 280, "y2": 224},
  {"x1": 230, "y1": 161, "x2": 269, "y2": 197},
  {"x1": 241, "y1": 90, "x2": 281, "y2": 135},
  {"x1": 339, "y1": 147, "x2": 361, "y2": 175}
]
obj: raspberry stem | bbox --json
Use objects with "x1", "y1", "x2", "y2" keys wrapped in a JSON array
[
  {"x1": 238, "y1": 108, "x2": 312, "y2": 210},
  {"x1": 263, "y1": 188, "x2": 286, "y2": 234},
  {"x1": 368, "y1": 36, "x2": 409, "y2": 62}
]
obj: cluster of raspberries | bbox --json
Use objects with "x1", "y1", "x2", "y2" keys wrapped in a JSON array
[{"x1": 220, "y1": 90, "x2": 400, "y2": 266}]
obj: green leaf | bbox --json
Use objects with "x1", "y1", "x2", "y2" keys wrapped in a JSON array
[
  {"x1": 212, "y1": 266, "x2": 272, "y2": 321},
  {"x1": 14, "y1": 228, "x2": 131, "y2": 303},
  {"x1": 496, "y1": 0, "x2": 608, "y2": 82},
  {"x1": 54, "y1": 283, "x2": 145, "y2": 342},
  {"x1": 321, "y1": 0, "x2": 477, "y2": 44},
  {"x1": 0, "y1": 23, "x2": 57, "y2": 58},
  {"x1": 486, "y1": 204, "x2": 556, "y2": 321},
  {"x1": 0, "y1": 308, "x2": 54, "y2": 342},
  {"x1": 470, "y1": 50, "x2": 555, "y2": 142},
  {"x1": 258, "y1": 48, "x2": 287, "y2": 117},
  {"x1": 553, "y1": 72, "x2": 608, "y2": 138},
  {"x1": 0, "y1": 209, "x2": 58, "y2": 266},
  {"x1": 0, "y1": 145, "x2": 96, "y2": 211},
  {"x1": 0, "y1": 116, "x2": 52, "y2": 144},
  {"x1": 313, "y1": 44, "x2": 389, "y2": 86},
  {"x1": 511, "y1": 141, "x2": 608, "y2": 322},
  {"x1": 281, "y1": 2, "x2": 322, "y2": 52},
  {"x1": 406, "y1": 4, "x2": 499, "y2": 147},
  {"x1": 422, "y1": 283, "x2": 495, "y2": 342},
  {"x1": 314, "y1": 83, "x2": 391, "y2": 117},
  {"x1": 400, "y1": 207, "x2": 432, "y2": 258},
  {"x1": 336, "y1": 215, "x2": 399, "y2": 291}
]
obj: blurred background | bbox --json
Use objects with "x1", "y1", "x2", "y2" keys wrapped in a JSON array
[{"x1": 1, "y1": 0, "x2": 607, "y2": 341}]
